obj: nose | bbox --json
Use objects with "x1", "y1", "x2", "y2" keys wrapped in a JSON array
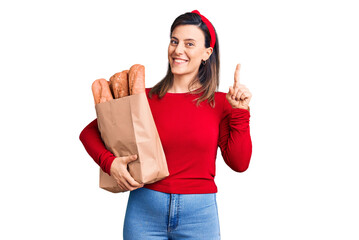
[{"x1": 174, "y1": 42, "x2": 185, "y2": 55}]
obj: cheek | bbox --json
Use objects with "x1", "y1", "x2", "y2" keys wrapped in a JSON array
[
  {"x1": 190, "y1": 49, "x2": 204, "y2": 61},
  {"x1": 167, "y1": 47, "x2": 173, "y2": 61},
  {"x1": 168, "y1": 45, "x2": 173, "y2": 54},
  {"x1": 189, "y1": 54, "x2": 203, "y2": 66}
]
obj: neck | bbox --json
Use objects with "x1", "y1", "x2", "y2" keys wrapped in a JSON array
[{"x1": 169, "y1": 72, "x2": 201, "y2": 93}]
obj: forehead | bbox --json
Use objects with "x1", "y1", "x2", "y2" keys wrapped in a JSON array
[{"x1": 171, "y1": 25, "x2": 205, "y2": 42}]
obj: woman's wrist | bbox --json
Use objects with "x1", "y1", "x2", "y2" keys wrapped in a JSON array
[{"x1": 233, "y1": 106, "x2": 250, "y2": 112}]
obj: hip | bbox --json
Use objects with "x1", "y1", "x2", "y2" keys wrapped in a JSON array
[{"x1": 123, "y1": 187, "x2": 221, "y2": 239}]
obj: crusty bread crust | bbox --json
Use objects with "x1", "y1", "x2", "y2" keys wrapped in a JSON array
[
  {"x1": 109, "y1": 70, "x2": 129, "y2": 99},
  {"x1": 128, "y1": 64, "x2": 145, "y2": 95},
  {"x1": 92, "y1": 78, "x2": 113, "y2": 104}
]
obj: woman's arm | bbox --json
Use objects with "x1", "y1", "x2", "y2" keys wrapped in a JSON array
[
  {"x1": 79, "y1": 119, "x2": 116, "y2": 175},
  {"x1": 218, "y1": 98, "x2": 252, "y2": 172}
]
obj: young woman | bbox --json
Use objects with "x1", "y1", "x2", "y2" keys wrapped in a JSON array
[{"x1": 80, "y1": 10, "x2": 252, "y2": 240}]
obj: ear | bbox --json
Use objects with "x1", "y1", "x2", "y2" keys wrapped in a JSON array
[{"x1": 202, "y1": 47, "x2": 213, "y2": 61}]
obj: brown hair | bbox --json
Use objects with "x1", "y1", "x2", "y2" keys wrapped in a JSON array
[{"x1": 148, "y1": 11, "x2": 220, "y2": 108}]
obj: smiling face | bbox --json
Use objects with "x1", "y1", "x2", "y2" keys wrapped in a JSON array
[{"x1": 168, "y1": 25, "x2": 212, "y2": 79}]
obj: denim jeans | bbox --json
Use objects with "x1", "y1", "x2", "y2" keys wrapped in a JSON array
[{"x1": 123, "y1": 187, "x2": 221, "y2": 240}]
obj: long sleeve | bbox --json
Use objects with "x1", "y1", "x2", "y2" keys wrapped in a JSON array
[
  {"x1": 79, "y1": 118, "x2": 116, "y2": 175},
  {"x1": 217, "y1": 97, "x2": 252, "y2": 172}
]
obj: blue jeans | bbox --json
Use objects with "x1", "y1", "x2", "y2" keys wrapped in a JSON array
[{"x1": 123, "y1": 187, "x2": 221, "y2": 240}]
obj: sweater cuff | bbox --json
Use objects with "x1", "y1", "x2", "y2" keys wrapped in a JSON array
[
  {"x1": 102, "y1": 154, "x2": 116, "y2": 176},
  {"x1": 231, "y1": 107, "x2": 250, "y2": 118},
  {"x1": 230, "y1": 108, "x2": 250, "y2": 128}
]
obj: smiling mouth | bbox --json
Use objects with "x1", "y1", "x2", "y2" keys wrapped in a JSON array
[{"x1": 173, "y1": 58, "x2": 189, "y2": 64}]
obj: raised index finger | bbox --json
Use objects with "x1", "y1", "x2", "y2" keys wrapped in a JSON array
[{"x1": 233, "y1": 63, "x2": 241, "y2": 88}]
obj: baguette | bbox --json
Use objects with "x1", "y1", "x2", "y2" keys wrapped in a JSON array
[
  {"x1": 91, "y1": 64, "x2": 145, "y2": 104},
  {"x1": 91, "y1": 78, "x2": 113, "y2": 105},
  {"x1": 128, "y1": 64, "x2": 145, "y2": 95},
  {"x1": 109, "y1": 70, "x2": 129, "y2": 99}
]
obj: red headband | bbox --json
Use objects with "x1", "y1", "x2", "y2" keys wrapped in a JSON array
[{"x1": 191, "y1": 10, "x2": 216, "y2": 49}]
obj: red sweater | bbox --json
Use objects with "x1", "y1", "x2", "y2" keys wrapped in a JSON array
[{"x1": 79, "y1": 88, "x2": 252, "y2": 194}]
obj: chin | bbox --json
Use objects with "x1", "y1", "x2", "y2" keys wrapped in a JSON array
[
  {"x1": 170, "y1": 65, "x2": 195, "y2": 75},
  {"x1": 171, "y1": 68, "x2": 182, "y2": 74},
  {"x1": 170, "y1": 66, "x2": 184, "y2": 75}
]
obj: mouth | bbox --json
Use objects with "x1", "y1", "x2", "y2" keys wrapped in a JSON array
[{"x1": 173, "y1": 58, "x2": 189, "y2": 64}]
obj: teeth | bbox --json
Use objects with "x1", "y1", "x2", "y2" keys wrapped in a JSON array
[{"x1": 174, "y1": 59, "x2": 187, "y2": 63}]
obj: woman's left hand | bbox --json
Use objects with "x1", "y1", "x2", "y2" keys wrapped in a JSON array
[{"x1": 226, "y1": 63, "x2": 252, "y2": 110}]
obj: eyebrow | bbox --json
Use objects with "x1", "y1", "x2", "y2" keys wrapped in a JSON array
[{"x1": 171, "y1": 36, "x2": 196, "y2": 41}]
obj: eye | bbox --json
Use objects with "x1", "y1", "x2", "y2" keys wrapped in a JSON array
[
  {"x1": 170, "y1": 39, "x2": 178, "y2": 45},
  {"x1": 186, "y1": 42, "x2": 194, "y2": 47}
]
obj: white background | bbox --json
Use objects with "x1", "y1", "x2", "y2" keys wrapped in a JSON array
[{"x1": 1, "y1": 0, "x2": 358, "y2": 239}]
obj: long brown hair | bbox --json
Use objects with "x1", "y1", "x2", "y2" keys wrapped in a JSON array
[{"x1": 149, "y1": 11, "x2": 220, "y2": 108}]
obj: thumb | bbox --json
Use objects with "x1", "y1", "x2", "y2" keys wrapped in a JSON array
[{"x1": 126, "y1": 154, "x2": 138, "y2": 163}]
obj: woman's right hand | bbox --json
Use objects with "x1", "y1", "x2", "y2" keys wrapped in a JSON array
[{"x1": 110, "y1": 154, "x2": 144, "y2": 192}]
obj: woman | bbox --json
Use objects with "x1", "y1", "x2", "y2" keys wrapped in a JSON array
[{"x1": 79, "y1": 10, "x2": 252, "y2": 240}]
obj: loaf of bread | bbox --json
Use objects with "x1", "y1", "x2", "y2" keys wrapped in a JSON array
[
  {"x1": 128, "y1": 64, "x2": 145, "y2": 95},
  {"x1": 91, "y1": 78, "x2": 113, "y2": 105},
  {"x1": 109, "y1": 70, "x2": 129, "y2": 98},
  {"x1": 92, "y1": 64, "x2": 145, "y2": 105}
]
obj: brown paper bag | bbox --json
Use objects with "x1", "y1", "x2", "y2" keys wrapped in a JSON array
[{"x1": 95, "y1": 92, "x2": 169, "y2": 193}]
